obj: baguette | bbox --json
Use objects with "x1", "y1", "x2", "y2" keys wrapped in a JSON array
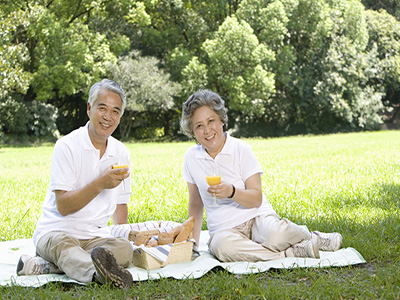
[{"x1": 174, "y1": 216, "x2": 195, "y2": 243}]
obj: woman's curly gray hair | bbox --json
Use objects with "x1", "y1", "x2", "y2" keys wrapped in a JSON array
[{"x1": 180, "y1": 89, "x2": 228, "y2": 138}]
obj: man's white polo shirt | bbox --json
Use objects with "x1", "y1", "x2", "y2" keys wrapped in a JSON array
[{"x1": 33, "y1": 123, "x2": 131, "y2": 246}]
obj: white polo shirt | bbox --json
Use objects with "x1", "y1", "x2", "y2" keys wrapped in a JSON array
[
  {"x1": 33, "y1": 123, "x2": 131, "y2": 246},
  {"x1": 183, "y1": 133, "x2": 275, "y2": 234}
]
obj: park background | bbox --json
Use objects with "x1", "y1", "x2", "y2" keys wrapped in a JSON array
[
  {"x1": 1, "y1": 1, "x2": 400, "y2": 298},
  {"x1": 1, "y1": 0, "x2": 400, "y2": 142}
]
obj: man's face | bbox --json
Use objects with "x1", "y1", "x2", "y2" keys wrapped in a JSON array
[{"x1": 87, "y1": 89, "x2": 123, "y2": 144}]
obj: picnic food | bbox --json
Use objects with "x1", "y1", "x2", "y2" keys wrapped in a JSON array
[
  {"x1": 112, "y1": 164, "x2": 129, "y2": 175},
  {"x1": 158, "y1": 232, "x2": 174, "y2": 245},
  {"x1": 129, "y1": 229, "x2": 159, "y2": 244},
  {"x1": 130, "y1": 217, "x2": 195, "y2": 247},
  {"x1": 171, "y1": 216, "x2": 195, "y2": 243},
  {"x1": 134, "y1": 234, "x2": 152, "y2": 246}
]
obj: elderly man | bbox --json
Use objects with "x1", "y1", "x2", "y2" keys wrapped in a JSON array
[{"x1": 17, "y1": 79, "x2": 134, "y2": 289}]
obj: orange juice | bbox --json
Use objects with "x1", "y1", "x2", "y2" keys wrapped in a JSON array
[
  {"x1": 112, "y1": 164, "x2": 129, "y2": 175},
  {"x1": 206, "y1": 175, "x2": 221, "y2": 186}
]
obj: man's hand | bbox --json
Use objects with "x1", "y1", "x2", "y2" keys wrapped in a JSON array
[{"x1": 98, "y1": 166, "x2": 129, "y2": 190}]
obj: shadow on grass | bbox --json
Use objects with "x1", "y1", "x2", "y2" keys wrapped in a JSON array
[{"x1": 285, "y1": 182, "x2": 400, "y2": 263}]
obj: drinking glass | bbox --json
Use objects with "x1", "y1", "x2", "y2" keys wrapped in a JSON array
[{"x1": 206, "y1": 164, "x2": 221, "y2": 206}]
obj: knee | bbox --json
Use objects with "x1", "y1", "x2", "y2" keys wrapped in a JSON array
[
  {"x1": 112, "y1": 238, "x2": 133, "y2": 267},
  {"x1": 253, "y1": 217, "x2": 310, "y2": 251},
  {"x1": 208, "y1": 231, "x2": 239, "y2": 261},
  {"x1": 36, "y1": 232, "x2": 80, "y2": 265},
  {"x1": 119, "y1": 239, "x2": 133, "y2": 256}
]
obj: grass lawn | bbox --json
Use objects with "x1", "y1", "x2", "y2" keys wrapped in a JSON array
[{"x1": 0, "y1": 130, "x2": 399, "y2": 299}]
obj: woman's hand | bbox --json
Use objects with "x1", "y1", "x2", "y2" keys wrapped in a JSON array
[
  {"x1": 207, "y1": 181, "x2": 233, "y2": 199},
  {"x1": 207, "y1": 174, "x2": 263, "y2": 208}
]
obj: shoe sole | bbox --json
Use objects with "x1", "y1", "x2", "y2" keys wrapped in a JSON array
[
  {"x1": 16, "y1": 256, "x2": 25, "y2": 276},
  {"x1": 91, "y1": 247, "x2": 133, "y2": 289}
]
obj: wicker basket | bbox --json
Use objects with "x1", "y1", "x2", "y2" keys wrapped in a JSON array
[{"x1": 132, "y1": 240, "x2": 194, "y2": 270}]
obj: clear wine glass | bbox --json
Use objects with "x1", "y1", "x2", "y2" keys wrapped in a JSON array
[{"x1": 206, "y1": 164, "x2": 221, "y2": 206}]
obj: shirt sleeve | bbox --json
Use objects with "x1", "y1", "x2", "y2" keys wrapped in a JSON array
[
  {"x1": 50, "y1": 139, "x2": 77, "y2": 192},
  {"x1": 182, "y1": 147, "x2": 196, "y2": 184},
  {"x1": 239, "y1": 141, "x2": 263, "y2": 182}
]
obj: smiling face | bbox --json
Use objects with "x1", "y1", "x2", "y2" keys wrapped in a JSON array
[
  {"x1": 192, "y1": 105, "x2": 226, "y2": 158},
  {"x1": 87, "y1": 89, "x2": 123, "y2": 149}
]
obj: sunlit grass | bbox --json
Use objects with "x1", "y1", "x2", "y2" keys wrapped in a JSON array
[{"x1": 1, "y1": 130, "x2": 399, "y2": 298}]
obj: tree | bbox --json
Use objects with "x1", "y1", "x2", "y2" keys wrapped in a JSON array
[
  {"x1": 365, "y1": 9, "x2": 400, "y2": 125},
  {"x1": 107, "y1": 52, "x2": 181, "y2": 139},
  {"x1": 0, "y1": 0, "x2": 131, "y2": 137},
  {"x1": 181, "y1": 16, "x2": 275, "y2": 131},
  {"x1": 0, "y1": 9, "x2": 32, "y2": 99},
  {"x1": 235, "y1": 0, "x2": 384, "y2": 134},
  {"x1": 362, "y1": 0, "x2": 400, "y2": 21}
]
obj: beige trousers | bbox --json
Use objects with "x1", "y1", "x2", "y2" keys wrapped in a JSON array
[
  {"x1": 36, "y1": 231, "x2": 133, "y2": 283},
  {"x1": 208, "y1": 214, "x2": 311, "y2": 262}
]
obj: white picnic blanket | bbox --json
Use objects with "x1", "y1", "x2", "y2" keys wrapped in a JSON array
[{"x1": 0, "y1": 230, "x2": 366, "y2": 287}]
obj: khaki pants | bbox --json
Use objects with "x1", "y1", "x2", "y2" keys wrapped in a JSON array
[
  {"x1": 208, "y1": 214, "x2": 311, "y2": 262},
  {"x1": 36, "y1": 231, "x2": 133, "y2": 283}
]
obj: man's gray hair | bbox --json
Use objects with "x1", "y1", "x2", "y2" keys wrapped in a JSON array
[
  {"x1": 88, "y1": 79, "x2": 126, "y2": 114},
  {"x1": 180, "y1": 89, "x2": 228, "y2": 138}
]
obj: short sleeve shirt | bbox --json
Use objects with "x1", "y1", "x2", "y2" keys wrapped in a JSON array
[
  {"x1": 182, "y1": 133, "x2": 275, "y2": 234},
  {"x1": 33, "y1": 123, "x2": 131, "y2": 245}
]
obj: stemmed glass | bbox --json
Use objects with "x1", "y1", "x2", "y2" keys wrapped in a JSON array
[
  {"x1": 206, "y1": 164, "x2": 221, "y2": 206},
  {"x1": 113, "y1": 163, "x2": 129, "y2": 192}
]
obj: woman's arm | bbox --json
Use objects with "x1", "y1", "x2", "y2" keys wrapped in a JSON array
[
  {"x1": 207, "y1": 173, "x2": 262, "y2": 208},
  {"x1": 187, "y1": 182, "x2": 204, "y2": 244}
]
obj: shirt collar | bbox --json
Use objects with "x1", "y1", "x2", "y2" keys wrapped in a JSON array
[
  {"x1": 196, "y1": 132, "x2": 233, "y2": 160},
  {"x1": 82, "y1": 122, "x2": 116, "y2": 158}
]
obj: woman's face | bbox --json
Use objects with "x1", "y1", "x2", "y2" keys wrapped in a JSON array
[{"x1": 192, "y1": 105, "x2": 225, "y2": 158}]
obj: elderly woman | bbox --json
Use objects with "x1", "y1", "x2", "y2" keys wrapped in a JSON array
[{"x1": 180, "y1": 89, "x2": 343, "y2": 262}]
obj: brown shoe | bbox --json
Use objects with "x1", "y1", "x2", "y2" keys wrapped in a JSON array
[{"x1": 91, "y1": 247, "x2": 133, "y2": 289}]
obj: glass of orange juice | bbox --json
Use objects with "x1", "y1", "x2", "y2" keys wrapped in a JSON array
[
  {"x1": 206, "y1": 164, "x2": 221, "y2": 206},
  {"x1": 113, "y1": 164, "x2": 129, "y2": 192},
  {"x1": 112, "y1": 164, "x2": 129, "y2": 175}
]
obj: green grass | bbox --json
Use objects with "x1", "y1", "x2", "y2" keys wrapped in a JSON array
[{"x1": 1, "y1": 131, "x2": 400, "y2": 299}]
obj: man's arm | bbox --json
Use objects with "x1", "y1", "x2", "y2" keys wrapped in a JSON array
[
  {"x1": 112, "y1": 204, "x2": 128, "y2": 224},
  {"x1": 55, "y1": 166, "x2": 129, "y2": 216}
]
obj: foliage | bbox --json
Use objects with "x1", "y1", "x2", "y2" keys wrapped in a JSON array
[
  {"x1": 0, "y1": 9, "x2": 32, "y2": 99},
  {"x1": 0, "y1": 96, "x2": 29, "y2": 134},
  {"x1": 365, "y1": 9, "x2": 400, "y2": 109},
  {"x1": 0, "y1": 95, "x2": 58, "y2": 139},
  {"x1": 362, "y1": 0, "x2": 400, "y2": 21},
  {"x1": 0, "y1": 0, "x2": 124, "y2": 140},
  {"x1": 107, "y1": 51, "x2": 181, "y2": 139},
  {"x1": 233, "y1": 0, "x2": 384, "y2": 135},
  {"x1": 1, "y1": 0, "x2": 400, "y2": 140},
  {"x1": 182, "y1": 15, "x2": 276, "y2": 130},
  {"x1": 202, "y1": 16, "x2": 275, "y2": 114}
]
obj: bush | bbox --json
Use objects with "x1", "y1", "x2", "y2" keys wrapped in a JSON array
[
  {"x1": 0, "y1": 96, "x2": 29, "y2": 134},
  {"x1": 0, "y1": 96, "x2": 59, "y2": 141},
  {"x1": 27, "y1": 100, "x2": 59, "y2": 137}
]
